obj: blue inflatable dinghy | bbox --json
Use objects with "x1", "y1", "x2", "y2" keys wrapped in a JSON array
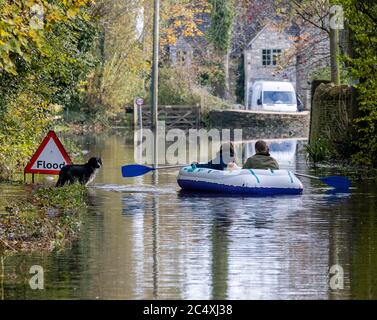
[{"x1": 177, "y1": 166, "x2": 303, "y2": 196}]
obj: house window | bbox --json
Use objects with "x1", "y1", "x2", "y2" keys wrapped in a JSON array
[
  {"x1": 177, "y1": 51, "x2": 186, "y2": 62},
  {"x1": 262, "y1": 49, "x2": 271, "y2": 66},
  {"x1": 177, "y1": 50, "x2": 190, "y2": 64},
  {"x1": 262, "y1": 49, "x2": 282, "y2": 66}
]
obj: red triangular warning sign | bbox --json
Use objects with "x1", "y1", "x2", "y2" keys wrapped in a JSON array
[{"x1": 24, "y1": 131, "x2": 72, "y2": 175}]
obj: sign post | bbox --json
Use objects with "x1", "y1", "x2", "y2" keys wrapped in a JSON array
[
  {"x1": 134, "y1": 97, "x2": 145, "y2": 128},
  {"x1": 151, "y1": 0, "x2": 160, "y2": 169},
  {"x1": 24, "y1": 131, "x2": 72, "y2": 183},
  {"x1": 136, "y1": 97, "x2": 144, "y2": 106},
  {"x1": 136, "y1": 97, "x2": 144, "y2": 129}
]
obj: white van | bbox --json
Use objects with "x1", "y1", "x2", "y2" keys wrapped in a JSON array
[{"x1": 248, "y1": 81, "x2": 299, "y2": 112}]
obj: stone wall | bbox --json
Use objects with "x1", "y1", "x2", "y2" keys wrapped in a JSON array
[
  {"x1": 208, "y1": 110, "x2": 310, "y2": 140},
  {"x1": 309, "y1": 83, "x2": 353, "y2": 144}
]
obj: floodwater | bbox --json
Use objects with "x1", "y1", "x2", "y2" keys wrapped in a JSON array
[{"x1": 1, "y1": 130, "x2": 377, "y2": 300}]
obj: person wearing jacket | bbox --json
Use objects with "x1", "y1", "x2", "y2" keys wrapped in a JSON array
[
  {"x1": 194, "y1": 142, "x2": 237, "y2": 171},
  {"x1": 243, "y1": 140, "x2": 279, "y2": 170}
]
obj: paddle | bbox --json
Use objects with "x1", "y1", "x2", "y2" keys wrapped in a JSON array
[
  {"x1": 121, "y1": 164, "x2": 186, "y2": 178},
  {"x1": 295, "y1": 172, "x2": 351, "y2": 190}
]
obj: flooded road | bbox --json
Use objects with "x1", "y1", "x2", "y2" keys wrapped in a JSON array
[{"x1": 1, "y1": 130, "x2": 377, "y2": 300}]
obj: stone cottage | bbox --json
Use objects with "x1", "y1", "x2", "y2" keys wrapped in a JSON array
[
  {"x1": 244, "y1": 22, "x2": 330, "y2": 110},
  {"x1": 244, "y1": 24, "x2": 299, "y2": 109},
  {"x1": 167, "y1": 8, "x2": 330, "y2": 110}
]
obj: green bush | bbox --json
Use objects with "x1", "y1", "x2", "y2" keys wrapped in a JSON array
[
  {"x1": 197, "y1": 60, "x2": 226, "y2": 97},
  {"x1": 0, "y1": 92, "x2": 53, "y2": 179},
  {"x1": 337, "y1": 0, "x2": 377, "y2": 167},
  {"x1": 145, "y1": 66, "x2": 232, "y2": 114},
  {"x1": 0, "y1": 4, "x2": 98, "y2": 179},
  {"x1": 305, "y1": 139, "x2": 333, "y2": 164},
  {"x1": 156, "y1": 67, "x2": 197, "y2": 105}
]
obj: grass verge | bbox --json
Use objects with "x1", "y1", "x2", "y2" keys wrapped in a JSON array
[{"x1": 0, "y1": 184, "x2": 87, "y2": 255}]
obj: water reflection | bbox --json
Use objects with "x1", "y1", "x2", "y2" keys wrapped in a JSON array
[
  {"x1": 1, "y1": 131, "x2": 377, "y2": 300},
  {"x1": 211, "y1": 209, "x2": 230, "y2": 299},
  {"x1": 151, "y1": 172, "x2": 159, "y2": 299}
]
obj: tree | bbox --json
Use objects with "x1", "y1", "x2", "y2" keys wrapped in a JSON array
[
  {"x1": 274, "y1": 0, "x2": 333, "y2": 81},
  {"x1": 84, "y1": 0, "x2": 211, "y2": 113},
  {"x1": 0, "y1": 0, "x2": 93, "y2": 75},
  {"x1": 337, "y1": 0, "x2": 377, "y2": 166},
  {"x1": 0, "y1": 1, "x2": 97, "y2": 177},
  {"x1": 207, "y1": 0, "x2": 235, "y2": 99},
  {"x1": 84, "y1": 0, "x2": 151, "y2": 114},
  {"x1": 231, "y1": 0, "x2": 276, "y2": 54},
  {"x1": 160, "y1": 0, "x2": 210, "y2": 48}
]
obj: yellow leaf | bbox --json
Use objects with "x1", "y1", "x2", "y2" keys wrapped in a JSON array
[{"x1": 67, "y1": 8, "x2": 79, "y2": 19}]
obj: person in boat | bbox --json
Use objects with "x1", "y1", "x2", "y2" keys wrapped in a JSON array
[
  {"x1": 194, "y1": 142, "x2": 238, "y2": 171},
  {"x1": 243, "y1": 140, "x2": 279, "y2": 170}
]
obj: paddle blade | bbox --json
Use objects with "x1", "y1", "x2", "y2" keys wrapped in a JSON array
[
  {"x1": 121, "y1": 165, "x2": 155, "y2": 178},
  {"x1": 320, "y1": 176, "x2": 351, "y2": 190}
]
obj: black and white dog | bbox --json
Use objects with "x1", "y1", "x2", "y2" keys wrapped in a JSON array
[{"x1": 56, "y1": 157, "x2": 102, "y2": 187}]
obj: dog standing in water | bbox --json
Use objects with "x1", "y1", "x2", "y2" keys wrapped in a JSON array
[{"x1": 56, "y1": 157, "x2": 102, "y2": 187}]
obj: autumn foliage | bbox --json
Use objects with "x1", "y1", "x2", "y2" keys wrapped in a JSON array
[
  {"x1": 160, "y1": 0, "x2": 210, "y2": 47},
  {"x1": 1, "y1": 0, "x2": 96, "y2": 177},
  {"x1": 0, "y1": 0, "x2": 93, "y2": 74}
]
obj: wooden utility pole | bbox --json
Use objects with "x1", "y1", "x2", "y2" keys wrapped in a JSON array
[
  {"x1": 330, "y1": 5, "x2": 341, "y2": 85},
  {"x1": 151, "y1": 0, "x2": 160, "y2": 168}
]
